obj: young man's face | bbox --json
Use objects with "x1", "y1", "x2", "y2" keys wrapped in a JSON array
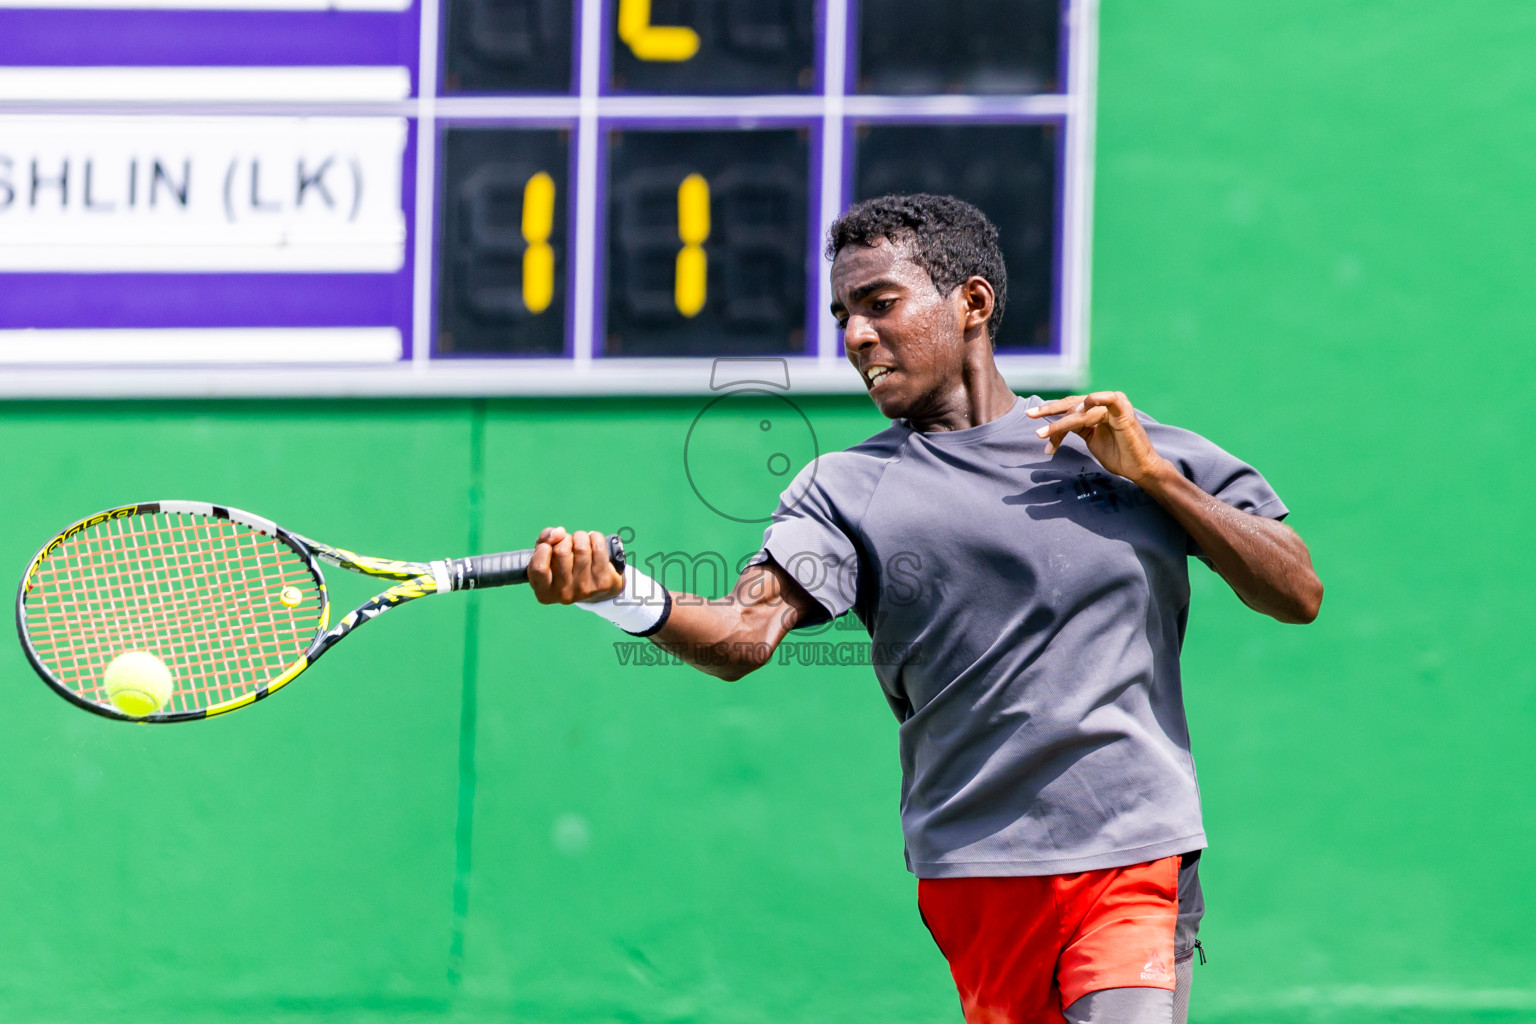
[{"x1": 830, "y1": 237, "x2": 973, "y2": 422}]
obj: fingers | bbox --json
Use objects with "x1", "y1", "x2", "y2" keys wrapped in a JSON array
[
  {"x1": 1037, "y1": 405, "x2": 1110, "y2": 455},
  {"x1": 1026, "y1": 393, "x2": 1087, "y2": 418},
  {"x1": 1027, "y1": 392, "x2": 1135, "y2": 456},
  {"x1": 528, "y1": 526, "x2": 564, "y2": 603},
  {"x1": 1025, "y1": 391, "x2": 1133, "y2": 420},
  {"x1": 570, "y1": 529, "x2": 592, "y2": 594},
  {"x1": 529, "y1": 527, "x2": 622, "y2": 604},
  {"x1": 583, "y1": 530, "x2": 624, "y2": 593},
  {"x1": 548, "y1": 529, "x2": 574, "y2": 601}
]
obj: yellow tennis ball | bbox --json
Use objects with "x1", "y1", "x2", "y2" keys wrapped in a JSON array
[{"x1": 103, "y1": 651, "x2": 174, "y2": 717}]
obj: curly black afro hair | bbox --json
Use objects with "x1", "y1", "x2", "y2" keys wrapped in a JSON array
[{"x1": 826, "y1": 193, "x2": 1007, "y2": 343}]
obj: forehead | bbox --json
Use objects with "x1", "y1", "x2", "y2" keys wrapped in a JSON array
[{"x1": 830, "y1": 238, "x2": 929, "y2": 297}]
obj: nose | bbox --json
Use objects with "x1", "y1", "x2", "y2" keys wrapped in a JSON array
[{"x1": 844, "y1": 316, "x2": 878, "y2": 354}]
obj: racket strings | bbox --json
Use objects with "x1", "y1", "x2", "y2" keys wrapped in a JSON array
[
  {"x1": 33, "y1": 515, "x2": 312, "y2": 709},
  {"x1": 23, "y1": 511, "x2": 323, "y2": 713}
]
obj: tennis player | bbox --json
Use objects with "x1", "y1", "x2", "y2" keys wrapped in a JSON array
[{"x1": 528, "y1": 194, "x2": 1322, "y2": 1024}]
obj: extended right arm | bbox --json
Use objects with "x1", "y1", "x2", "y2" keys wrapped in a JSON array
[{"x1": 525, "y1": 526, "x2": 824, "y2": 681}]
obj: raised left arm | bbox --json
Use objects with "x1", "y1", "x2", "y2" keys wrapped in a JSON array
[{"x1": 1029, "y1": 391, "x2": 1323, "y2": 624}]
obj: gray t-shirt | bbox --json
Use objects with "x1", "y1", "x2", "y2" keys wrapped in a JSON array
[{"x1": 754, "y1": 396, "x2": 1288, "y2": 878}]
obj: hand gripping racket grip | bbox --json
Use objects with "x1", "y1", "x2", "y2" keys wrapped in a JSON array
[{"x1": 443, "y1": 534, "x2": 627, "y2": 590}]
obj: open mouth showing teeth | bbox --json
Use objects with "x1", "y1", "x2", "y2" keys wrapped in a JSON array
[{"x1": 866, "y1": 367, "x2": 892, "y2": 387}]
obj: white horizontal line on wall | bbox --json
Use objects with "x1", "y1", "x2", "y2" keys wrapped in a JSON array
[
  {"x1": 0, "y1": 67, "x2": 413, "y2": 103},
  {"x1": 0, "y1": 327, "x2": 403, "y2": 364},
  {"x1": 0, "y1": 354, "x2": 1082, "y2": 397},
  {"x1": 0, "y1": 245, "x2": 408, "y2": 273},
  {"x1": 0, "y1": 92, "x2": 1072, "y2": 119},
  {"x1": 0, "y1": 0, "x2": 409, "y2": 10},
  {"x1": 431, "y1": 93, "x2": 1070, "y2": 122},
  {"x1": 1208, "y1": 987, "x2": 1536, "y2": 1012}
]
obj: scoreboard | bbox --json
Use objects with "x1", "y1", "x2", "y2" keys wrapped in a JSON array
[{"x1": 0, "y1": 0, "x2": 1097, "y2": 396}]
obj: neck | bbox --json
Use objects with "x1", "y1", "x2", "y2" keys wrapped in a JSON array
[{"x1": 908, "y1": 341, "x2": 1016, "y2": 433}]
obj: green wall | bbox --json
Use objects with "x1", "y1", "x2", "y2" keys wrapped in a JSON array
[
  {"x1": 1092, "y1": 0, "x2": 1536, "y2": 1019},
  {"x1": 3, "y1": 1, "x2": 1534, "y2": 1021}
]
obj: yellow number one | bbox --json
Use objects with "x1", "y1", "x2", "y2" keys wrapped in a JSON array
[
  {"x1": 617, "y1": 0, "x2": 699, "y2": 62},
  {"x1": 675, "y1": 173, "x2": 709, "y2": 318},
  {"x1": 521, "y1": 171, "x2": 555, "y2": 315}
]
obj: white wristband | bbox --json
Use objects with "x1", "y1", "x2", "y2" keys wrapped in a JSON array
[{"x1": 577, "y1": 564, "x2": 672, "y2": 636}]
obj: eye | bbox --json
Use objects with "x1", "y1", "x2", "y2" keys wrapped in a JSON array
[
  {"x1": 871, "y1": 298, "x2": 895, "y2": 312},
  {"x1": 833, "y1": 316, "x2": 848, "y2": 331}
]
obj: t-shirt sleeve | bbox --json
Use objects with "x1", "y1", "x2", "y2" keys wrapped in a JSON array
[
  {"x1": 748, "y1": 459, "x2": 861, "y2": 626},
  {"x1": 1138, "y1": 413, "x2": 1289, "y2": 564}
]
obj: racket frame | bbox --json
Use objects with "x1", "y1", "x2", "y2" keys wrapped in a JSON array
[{"x1": 16, "y1": 501, "x2": 438, "y2": 723}]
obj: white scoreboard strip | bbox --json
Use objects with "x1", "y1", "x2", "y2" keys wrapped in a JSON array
[
  {"x1": 0, "y1": 0, "x2": 410, "y2": 10},
  {"x1": 0, "y1": 115, "x2": 408, "y2": 272}
]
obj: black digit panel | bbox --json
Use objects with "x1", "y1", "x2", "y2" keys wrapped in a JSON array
[
  {"x1": 444, "y1": 0, "x2": 573, "y2": 94},
  {"x1": 437, "y1": 128, "x2": 570, "y2": 356},
  {"x1": 854, "y1": 122, "x2": 1057, "y2": 350},
  {"x1": 855, "y1": 0, "x2": 1060, "y2": 95},
  {"x1": 610, "y1": 0, "x2": 817, "y2": 94},
  {"x1": 605, "y1": 128, "x2": 809, "y2": 357}
]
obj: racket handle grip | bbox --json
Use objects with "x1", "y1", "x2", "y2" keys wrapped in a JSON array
[{"x1": 444, "y1": 535, "x2": 627, "y2": 590}]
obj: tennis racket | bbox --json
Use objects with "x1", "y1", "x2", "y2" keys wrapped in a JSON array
[{"x1": 16, "y1": 501, "x2": 624, "y2": 723}]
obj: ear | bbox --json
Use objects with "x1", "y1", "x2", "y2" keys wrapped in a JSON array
[{"x1": 959, "y1": 276, "x2": 995, "y2": 338}]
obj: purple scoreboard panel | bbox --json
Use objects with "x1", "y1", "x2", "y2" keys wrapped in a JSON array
[{"x1": 0, "y1": 0, "x2": 1097, "y2": 396}]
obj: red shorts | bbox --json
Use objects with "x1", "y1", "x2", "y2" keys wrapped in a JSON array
[{"x1": 917, "y1": 855, "x2": 1180, "y2": 1024}]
